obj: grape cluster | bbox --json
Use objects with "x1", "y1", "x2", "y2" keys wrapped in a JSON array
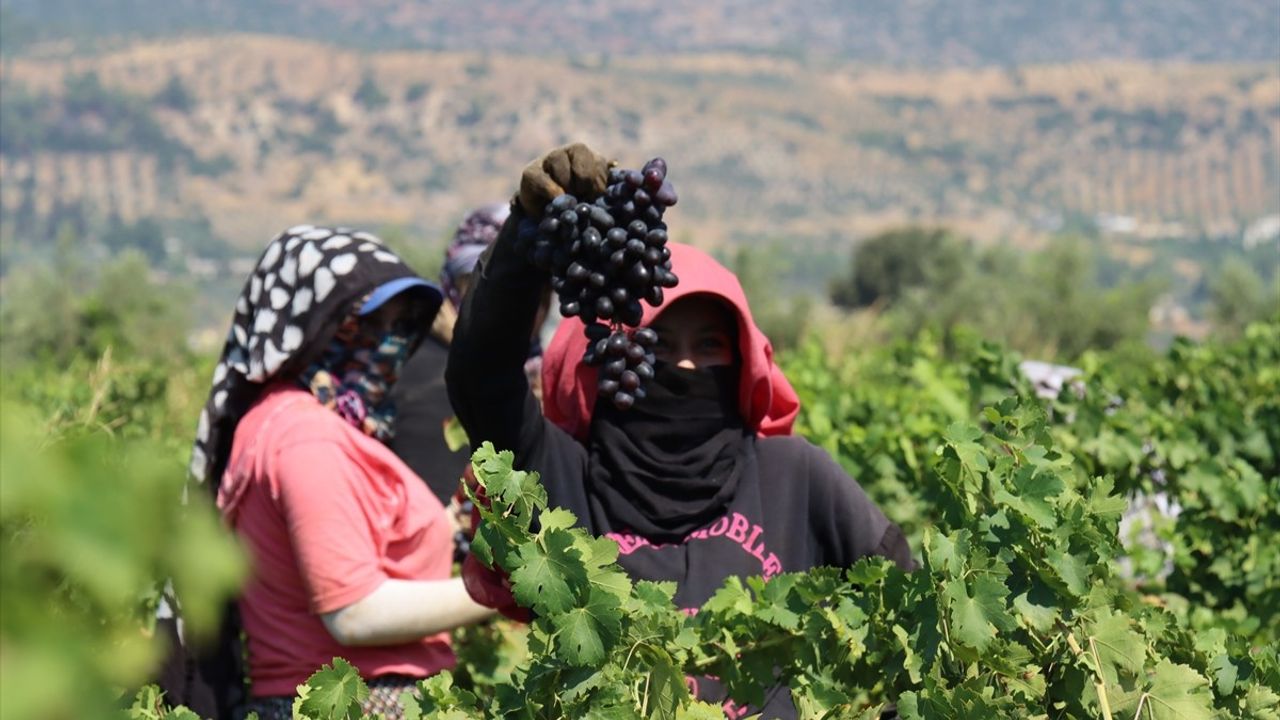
[{"x1": 515, "y1": 158, "x2": 679, "y2": 409}]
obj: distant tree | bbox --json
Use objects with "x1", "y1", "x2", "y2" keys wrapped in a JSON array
[
  {"x1": 404, "y1": 82, "x2": 430, "y2": 103},
  {"x1": 154, "y1": 75, "x2": 194, "y2": 112},
  {"x1": 831, "y1": 229, "x2": 1160, "y2": 361},
  {"x1": 353, "y1": 72, "x2": 389, "y2": 110},
  {"x1": 1, "y1": 231, "x2": 188, "y2": 367},
  {"x1": 102, "y1": 218, "x2": 166, "y2": 263},
  {"x1": 829, "y1": 227, "x2": 969, "y2": 309},
  {"x1": 1016, "y1": 239, "x2": 1161, "y2": 359},
  {"x1": 1208, "y1": 257, "x2": 1278, "y2": 338},
  {"x1": 0, "y1": 82, "x2": 44, "y2": 155}
]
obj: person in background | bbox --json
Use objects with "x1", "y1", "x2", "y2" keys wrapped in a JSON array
[
  {"x1": 390, "y1": 204, "x2": 552, "y2": 557},
  {"x1": 189, "y1": 225, "x2": 494, "y2": 720},
  {"x1": 446, "y1": 144, "x2": 915, "y2": 718},
  {"x1": 389, "y1": 202, "x2": 513, "y2": 504}
]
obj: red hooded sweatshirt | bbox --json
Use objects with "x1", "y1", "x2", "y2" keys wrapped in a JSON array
[
  {"x1": 446, "y1": 214, "x2": 913, "y2": 719},
  {"x1": 541, "y1": 241, "x2": 800, "y2": 441}
]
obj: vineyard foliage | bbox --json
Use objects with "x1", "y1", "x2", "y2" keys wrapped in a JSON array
[
  {"x1": 5, "y1": 319, "x2": 1278, "y2": 719},
  {"x1": 1, "y1": 383, "x2": 243, "y2": 720}
]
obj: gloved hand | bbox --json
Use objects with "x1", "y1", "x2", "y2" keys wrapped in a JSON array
[
  {"x1": 516, "y1": 142, "x2": 613, "y2": 219},
  {"x1": 461, "y1": 553, "x2": 531, "y2": 623}
]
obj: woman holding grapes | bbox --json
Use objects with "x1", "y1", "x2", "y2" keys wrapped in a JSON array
[{"x1": 447, "y1": 143, "x2": 914, "y2": 717}]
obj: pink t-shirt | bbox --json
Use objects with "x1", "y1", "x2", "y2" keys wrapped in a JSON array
[{"x1": 218, "y1": 384, "x2": 456, "y2": 697}]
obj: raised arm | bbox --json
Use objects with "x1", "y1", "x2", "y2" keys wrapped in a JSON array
[
  {"x1": 446, "y1": 143, "x2": 612, "y2": 460},
  {"x1": 445, "y1": 208, "x2": 548, "y2": 458}
]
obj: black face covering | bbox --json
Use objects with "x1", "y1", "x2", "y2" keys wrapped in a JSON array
[{"x1": 587, "y1": 362, "x2": 748, "y2": 542}]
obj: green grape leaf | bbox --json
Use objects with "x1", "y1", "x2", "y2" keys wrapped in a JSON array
[
  {"x1": 1085, "y1": 476, "x2": 1128, "y2": 519},
  {"x1": 1207, "y1": 654, "x2": 1238, "y2": 696},
  {"x1": 994, "y1": 466, "x2": 1064, "y2": 528},
  {"x1": 943, "y1": 579, "x2": 1000, "y2": 652},
  {"x1": 644, "y1": 655, "x2": 690, "y2": 720},
  {"x1": 1012, "y1": 591, "x2": 1058, "y2": 633},
  {"x1": 702, "y1": 576, "x2": 753, "y2": 616},
  {"x1": 925, "y1": 528, "x2": 967, "y2": 578},
  {"x1": 675, "y1": 702, "x2": 729, "y2": 720},
  {"x1": 590, "y1": 564, "x2": 634, "y2": 606},
  {"x1": 410, "y1": 670, "x2": 480, "y2": 713},
  {"x1": 471, "y1": 442, "x2": 546, "y2": 516},
  {"x1": 442, "y1": 416, "x2": 469, "y2": 452},
  {"x1": 551, "y1": 590, "x2": 623, "y2": 666},
  {"x1": 1241, "y1": 682, "x2": 1280, "y2": 717},
  {"x1": 538, "y1": 507, "x2": 579, "y2": 532},
  {"x1": 892, "y1": 624, "x2": 923, "y2": 684},
  {"x1": 896, "y1": 691, "x2": 922, "y2": 720},
  {"x1": 633, "y1": 580, "x2": 678, "y2": 608},
  {"x1": 294, "y1": 658, "x2": 368, "y2": 720},
  {"x1": 1140, "y1": 661, "x2": 1213, "y2": 720},
  {"x1": 469, "y1": 522, "x2": 494, "y2": 567},
  {"x1": 509, "y1": 528, "x2": 587, "y2": 616},
  {"x1": 1090, "y1": 613, "x2": 1145, "y2": 677},
  {"x1": 581, "y1": 534, "x2": 621, "y2": 567},
  {"x1": 1045, "y1": 548, "x2": 1089, "y2": 598}
]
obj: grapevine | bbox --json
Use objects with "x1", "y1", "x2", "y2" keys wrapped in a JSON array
[
  {"x1": 36, "y1": 323, "x2": 1279, "y2": 720},
  {"x1": 186, "y1": 390, "x2": 1278, "y2": 719}
]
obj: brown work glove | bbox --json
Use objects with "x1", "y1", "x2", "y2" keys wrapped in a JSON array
[{"x1": 517, "y1": 142, "x2": 613, "y2": 219}]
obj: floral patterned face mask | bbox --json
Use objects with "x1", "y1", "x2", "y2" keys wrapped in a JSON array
[{"x1": 298, "y1": 310, "x2": 417, "y2": 442}]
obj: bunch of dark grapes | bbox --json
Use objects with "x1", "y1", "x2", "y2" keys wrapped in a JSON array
[{"x1": 514, "y1": 158, "x2": 679, "y2": 409}]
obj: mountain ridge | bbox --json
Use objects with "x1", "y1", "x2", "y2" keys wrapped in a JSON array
[{"x1": 4, "y1": 0, "x2": 1278, "y2": 65}]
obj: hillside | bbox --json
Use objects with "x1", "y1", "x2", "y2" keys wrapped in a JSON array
[
  {"x1": 3, "y1": 0, "x2": 1278, "y2": 65},
  {"x1": 2, "y1": 36, "x2": 1277, "y2": 266}
]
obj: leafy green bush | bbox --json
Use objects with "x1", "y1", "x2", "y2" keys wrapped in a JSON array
[{"x1": 0, "y1": 398, "x2": 244, "y2": 720}]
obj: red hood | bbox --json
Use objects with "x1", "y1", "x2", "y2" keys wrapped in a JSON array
[{"x1": 542, "y1": 242, "x2": 800, "y2": 440}]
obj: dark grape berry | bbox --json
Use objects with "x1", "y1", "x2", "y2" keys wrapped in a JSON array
[
  {"x1": 606, "y1": 333, "x2": 629, "y2": 356},
  {"x1": 619, "y1": 370, "x2": 640, "y2": 391},
  {"x1": 626, "y1": 262, "x2": 651, "y2": 286},
  {"x1": 632, "y1": 327, "x2": 658, "y2": 346},
  {"x1": 654, "y1": 182, "x2": 678, "y2": 207},
  {"x1": 642, "y1": 169, "x2": 663, "y2": 192}
]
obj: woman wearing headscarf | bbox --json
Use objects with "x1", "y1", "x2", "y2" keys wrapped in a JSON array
[
  {"x1": 446, "y1": 145, "x2": 914, "y2": 717},
  {"x1": 190, "y1": 225, "x2": 493, "y2": 720}
]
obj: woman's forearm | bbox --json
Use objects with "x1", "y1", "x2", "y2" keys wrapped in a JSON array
[{"x1": 321, "y1": 577, "x2": 496, "y2": 647}]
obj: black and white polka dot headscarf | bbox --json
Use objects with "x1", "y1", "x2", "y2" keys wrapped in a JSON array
[{"x1": 189, "y1": 224, "x2": 434, "y2": 490}]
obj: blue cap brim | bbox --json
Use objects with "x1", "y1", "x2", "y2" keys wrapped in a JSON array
[{"x1": 359, "y1": 277, "x2": 443, "y2": 315}]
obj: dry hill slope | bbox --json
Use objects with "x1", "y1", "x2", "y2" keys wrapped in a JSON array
[{"x1": 2, "y1": 36, "x2": 1277, "y2": 257}]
